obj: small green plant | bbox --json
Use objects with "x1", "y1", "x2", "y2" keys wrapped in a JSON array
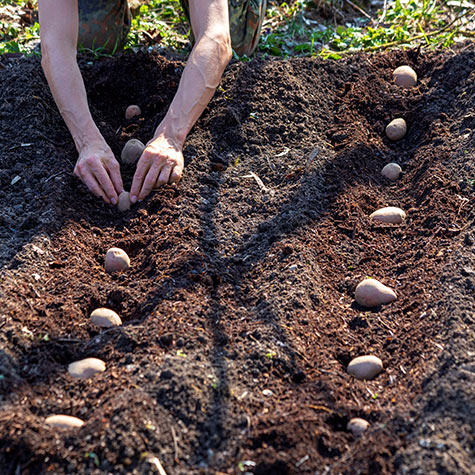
[
  {"x1": 125, "y1": 0, "x2": 189, "y2": 51},
  {"x1": 0, "y1": 20, "x2": 39, "y2": 55},
  {"x1": 259, "y1": 0, "x2": 469, "y2": 59}
]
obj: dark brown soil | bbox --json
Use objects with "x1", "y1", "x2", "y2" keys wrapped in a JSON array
[{"x1": 0, "y1": 43, "x2": 474, "y2": 475}]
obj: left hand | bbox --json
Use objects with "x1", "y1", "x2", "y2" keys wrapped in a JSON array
[{"x1": 130, "y1": 135, "x2": 184, "y2": 203}]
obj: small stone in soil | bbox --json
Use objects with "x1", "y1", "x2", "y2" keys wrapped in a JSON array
[
  {"x1": 68, "y1": 357, "x2": 106, "y2": 379},
  {"x1": 105, "y1": 247, "x2": 130, "y2": 273},
  {"x1": 45, "y1": 415, "x2": 85, "y2": 429},
  {"x1": 90, "y1": 308, "x2": 122, "y2": 328},
  {"x1": 370, "y1": 206, "x2": 406, "y2": 224},
  {"x1": 347, "y1": 355, "x2": 383, "y2": 380},
  {"x1": 355, "y1": 278, "x2": 397, "y2": 307},
  {"x1": 347, "y1": 418, "x2": 370, "y2": 436},
  {"x1": 381, "y1": 163, "x2": 402, "y2": 181}
]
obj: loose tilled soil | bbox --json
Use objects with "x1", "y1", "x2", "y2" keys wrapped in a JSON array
[{"x1": 0, "y1": 44, "x2": 474, "y2": 474}]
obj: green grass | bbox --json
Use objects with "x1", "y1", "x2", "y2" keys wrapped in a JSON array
[
  {"x1": 257, "y1": 0, "x2": 474, "y2": 59},
  {"x1": 0, "y1": 1, "x2": 473, "y2": 59},
  {"x1": 125, "y1": 0, "x2": 189, "y2": 51}
]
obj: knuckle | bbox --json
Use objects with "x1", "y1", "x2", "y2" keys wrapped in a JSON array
[
  {"x1": 84, "y1": 155, "x2": 96, "y2": 167},
  {"x1": 142, "y1": 150, "x2": 156, "y2": 161}
]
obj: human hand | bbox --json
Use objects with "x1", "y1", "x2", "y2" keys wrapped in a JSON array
[
  {"x1": 74, "y1": 143, "x2": 123, "y2": 205},
  {"x1": 130, "y1": 135, "x2": 184, "y2": 203}
]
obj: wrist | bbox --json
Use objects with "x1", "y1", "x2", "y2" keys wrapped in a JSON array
[
  {"x1": 152, "y1": 128, "x2": 185, "y2": 150},
  {"x1": 74, "y1": 128, "x2": 108, "y2": 154},
  {"x1": 153, "y1": 113, "x2": 187, "y2": 149}
]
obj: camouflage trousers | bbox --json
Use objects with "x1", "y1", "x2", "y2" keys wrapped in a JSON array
[
  {"x1": 78, "y1": 0, "x2": 131, "y2": 53},
  {"x1": 180, "y1": 0, "x2": 267, "y2": 56},
  {"x1": 78, "y1": 0, "x2": 266, "y2": 56}
]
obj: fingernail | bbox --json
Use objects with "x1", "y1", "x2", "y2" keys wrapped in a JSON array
[
  {"x1": 111, "y1": 198, "x2": 117, "y2": 205},
  {"x1": 130, "y1": 195, "x2": 137, "y2": 203}
]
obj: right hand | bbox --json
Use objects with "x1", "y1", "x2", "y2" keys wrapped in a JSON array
[{"x1": 74, "y1": 143, "x2": 123, "y2": 205}]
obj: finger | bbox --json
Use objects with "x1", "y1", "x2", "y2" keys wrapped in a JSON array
[
  {"x1": 130, "y1": 158, "x2": 152, "y2": 203},
  {"x1": 153, "y1": 164, "x2": 173, "y2": 189},
  {"x1": 107, "y1": 160, "x2": 124, "y2": 195},
  {"x1": 169, "y1": 161, "x2": 184, "y2": 184},
  {"x1": 81, "y1": 169, "x2": 110, "y2": 203},
  {"x1": 138, "y1": 162, "x2": 163, "y2": 201},
  {"x1": 91, "y1": 162, "x2": 119, "y2": 205}
]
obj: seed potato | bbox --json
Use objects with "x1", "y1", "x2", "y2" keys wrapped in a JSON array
[
  {"x1": 347, "y1": 355, "x2": 383, "y2": 380},
  {"x1": 355, "y1": 278, "x2": 397, "y2": 307},
  {"x1": 125, "y1": 104, "x2": 141, "y2": 120},
  {"x1": 105, "y1": 247, "x2": 130, "y2": 273},
  {"x1": 68, "y1": 357, "x2": 106, "y2": 379},
  {"x1": 381, "y1": 163, "x2": 402, "y2": 181},
  {"x1": 370, "y1": 206, "x2": 406, "y2": 224},
  {"x1": 121, "y1": 139, "x2": 145, "y2": 165},
  {"x1": 91, "y1": 308, "x2": 122, "y2": 328},
  {"x1": 45, "y1": 415, "x2": 84, "y2": 429},
  {"x1": 118, "y1": 191, "x2": 131, "y2": 212},
  {"x1": 347, "y1": 418, "x2": 370, "y2": 436},
  {"x1": 386, "y1": 118, "x2": 407, "y2": 141},
  {"x1": 393, "y1": 65, "x2": 417, "y2": 88}
]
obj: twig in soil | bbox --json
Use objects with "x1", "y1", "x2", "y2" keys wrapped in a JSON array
[
  {"x1": 241, "y1": 171, "x2": 275, "y2": 196},
  {"x1": 170, "y1": 425, "x2": 179, "y2": 463},
  {"x1": 44, "y1": 171, "x2": 66, "y2": 183},
  {"x1": 295, "y1": 454, "x2": 309, "y2": 468},
  {"x1": 8, "y1": 143, "x2": 32, "y2": 151},
  {"x1": 144, "y1": 455, "x2": 168, "y2": 475},
  {"x1": 28, "y1": 284, "x2": 41, "y2": 298},
  {"x1": 274, "y1": 147, "x2": 290, "y2": 158},
  {"x1": 306, "y1": 404, "x2": 333, "y2": 413},
  {"x1": 54, "y1": 338, "x2": 82, "y2": 343},
  {"x1": 375, "y1": 316, "x2": 395, "y2": 335},
  {"x1": 304, "y1": 147, "x2": 320, "y2": 172}
]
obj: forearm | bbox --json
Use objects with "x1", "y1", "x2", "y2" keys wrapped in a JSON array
[
  {"x1": 41, "y1": 44, "x2": 105, "y2": 153},
  {"x1": 154, "y1": 32, "x2": 232, "y2": 146}
]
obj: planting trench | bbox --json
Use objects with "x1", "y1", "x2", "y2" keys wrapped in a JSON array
[{"x1": 0, "y1": 44, "x2": 474, "y2": 474}]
